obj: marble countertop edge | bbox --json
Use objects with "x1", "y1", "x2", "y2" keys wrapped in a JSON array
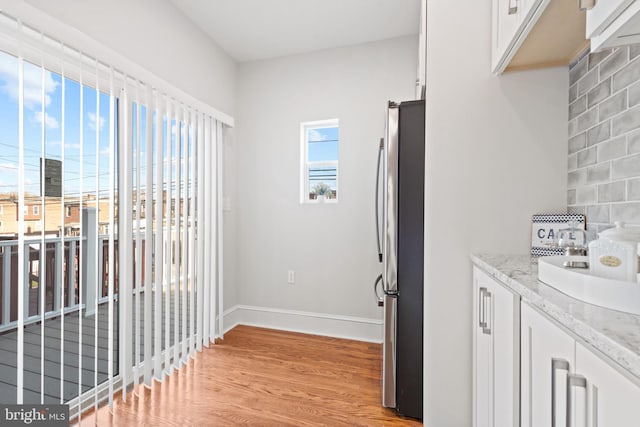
[{"x1": 471, "y1": 253, "x2": 640, "y2": 382}]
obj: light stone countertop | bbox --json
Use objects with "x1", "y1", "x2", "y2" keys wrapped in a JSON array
[{"x1": 471, "y1": 253, "x2": 640, "y2": 382}]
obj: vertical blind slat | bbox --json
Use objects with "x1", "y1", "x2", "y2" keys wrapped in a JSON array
[
  {"x1": 217, "y1": 122, "x2": 224, "y2": 339},
  {"x1": 144, "y1": 84, "x2": 153, "y2": 387},
  {"x1": 154, "y1": 94, "x2": 164, "y2": 381},
  {"x1": 16, "y1": 26, "x2": 25, "y2": 404}
]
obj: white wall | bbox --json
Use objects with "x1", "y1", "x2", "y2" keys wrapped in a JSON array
[
  {"x1": 23, "y1": 0, "x2": 236, "y2": 119},
  {"x1": 424, "y1": 3, "x2": 568, "y2": 426},
  {"x1": 233, "y1": 36, "x2": 417, "y2": 333}
]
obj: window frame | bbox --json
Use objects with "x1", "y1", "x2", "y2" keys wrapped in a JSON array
[{"x1": 299, "y1": 119, "x2": 339, "y2": 204}]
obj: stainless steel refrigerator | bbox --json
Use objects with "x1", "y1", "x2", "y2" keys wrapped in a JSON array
[{"x1": 374, "y1": 99, "x2": 424, "y2": 420}]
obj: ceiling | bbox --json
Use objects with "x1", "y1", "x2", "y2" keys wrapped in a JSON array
[{"x1": 170, "y1": 0, "x2": 421, "y2": 62}]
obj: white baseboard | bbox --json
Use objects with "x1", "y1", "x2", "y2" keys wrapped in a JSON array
[{"x1": 221, "y1": 305, "x2": 383, "y2": 343}]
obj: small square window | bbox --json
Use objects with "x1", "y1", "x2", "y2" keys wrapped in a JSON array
[{"x1": 300, "y1": 119, "x2": 339, "y2": 203}]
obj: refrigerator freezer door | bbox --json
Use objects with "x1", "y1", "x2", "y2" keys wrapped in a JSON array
[
  {"x1": 384, "y1": 102, "x2": 399, "y2": 295},
  {"x1": 382, "y1": 293, "x2": 397, "y2": 408}
]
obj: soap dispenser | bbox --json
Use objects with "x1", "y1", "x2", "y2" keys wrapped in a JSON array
[{"x1": 588, "y1": 222, "x2": 640, "y2": 282}]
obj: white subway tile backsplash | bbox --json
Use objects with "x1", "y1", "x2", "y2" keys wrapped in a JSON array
[
  {"x1": 569, "y1": 169, "x2": 587, "y2": 188},
  {"x1": 628, "y1": 178, "x2": 640, "y2": 200},
  {"x1": 570, "y1": 57, "x2": 588, "y2": 86},
  {"x1": 569, "y1": 45, "x2": 640, "y2": 226},
  {"x1": 599, "y1": 48, "x2": 627, "y2": 80},
  {"x1": 570, "y1": 95, "x2": 587, "y2": 120},
  {"x1": 612, "y1": 153, "x2": 640, "y2": 179},
  {"x1": 577, "y1": 146, "x2": 597, "y2": 167},
  {"x1": 596, "y1": 136, "x2": 626, "y2": 161},
  {"x1": 586, "y1": 163, "x2": 610, "y2": 184},
  {"x1": 587, "y1": 121, "x2": 610, "y2": 146},
  {"x1": 577, "y1": 107, "x2": 599, "y2": 133},
  {"x1": 598, "y1": 181, "x2": 625, "y2": 202},
  {"x1": 577, "y1": 185, "x2": 597, "y2": 203},
  {"x1": 629, "y1": 80, "x2": 640, "y2": 107},
  {"x1": 611, "y1": 105, "x2": 640, "y2": 136},
  {"x1": 611, "y1": 202, "x2": 640, "y2": 223},
  {"x1": 599, "y1": 90, "x2": 627, "y2": 121},
  {"x1": 590, "y1": 48, "x2": 613, "y2": 70},
  {"x1": 586, "y1": 204, "x2": 610, "y2": 223},
  {"x1": 569, "y1": 132, "x2": 586, "y2": 154},
  {"x1": 612, "y1": 56, "x2": 640, "y2": 92},
  {"x1": 578, "y1": 68, "x2": 599, "y2": 96},
  {"x1": 569, "y1": 84, "x2": 578, "y2": 104},
  {"x1": 587, "y1": 78, "x2": 611, "y2": 108}
]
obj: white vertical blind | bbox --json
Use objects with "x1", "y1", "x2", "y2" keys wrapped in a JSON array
[
  {"x1": 196, "y1": 112, "x2": 205, "y2": 353},
  {"x1": 16, "y1": 26, "x2": 25, "y2": 404},
  {"x1": 202, "y1": 118, "x2": 211, "y2": 347},
  {"x1": 0, "y1": 10, "x2": 230, "y2": 417},
  {"x1": 217, "y1": 122, "x2": 224, "y2": 339},
  {"x1": 153, "y1": 93, "x2": 164, "y2": 382},
  {"x1": 164, "y1": 98, "x2": 173, "y2": 373},
  {"x1": 143, "y1": 86, "x2": 153, "y2": 388},
  {"x1": 210, "y1": 118, "x2": 218, "y2": 343}
]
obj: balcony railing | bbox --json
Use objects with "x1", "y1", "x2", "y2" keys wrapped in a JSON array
[{"x1": 0, "y1": 234, "x2": 124, "y2": 333}]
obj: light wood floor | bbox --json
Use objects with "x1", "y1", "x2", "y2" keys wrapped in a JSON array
[{"x1": 75, "y1": 325, "x2": 423, "y2": 426}]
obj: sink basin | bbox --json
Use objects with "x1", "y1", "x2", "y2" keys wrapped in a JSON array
[{"x1": 538, "y1": 256, "x2": 640, "y2": 315}]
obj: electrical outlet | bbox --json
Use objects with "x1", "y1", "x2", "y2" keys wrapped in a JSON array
[{"x1": 287, "y1": 270, "x2": 295, "y2": 284}]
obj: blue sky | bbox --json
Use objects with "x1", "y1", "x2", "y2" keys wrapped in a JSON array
[
  {"x1": 307, "y1": 125, "x2": 338, "y2": 192},
  {"x1": 0, "y1": 49, "x2": 112, "y2": 203}
]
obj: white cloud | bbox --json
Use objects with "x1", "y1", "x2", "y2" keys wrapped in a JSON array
[
  {"x1": 33, "y1": 111, "x2": 59, "y2": 129},
  {"x1": 0, "y1": 54, "x2": 59, "y2": 109},
  {"x1": 88, "y1": 112, "x2": 105, "y2": 132},
  {"x1": 308, "y1": 129, "x2": 328, "y2": 142},
  {"x1": 0, "y1": 162, "x2": 17, "y2": 172}
]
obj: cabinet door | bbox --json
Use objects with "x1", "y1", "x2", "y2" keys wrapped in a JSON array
[
  {"x1": 490, "y1": 277, "x2": 519, "y2": 427},
  {"x1": 575, "y1": 342, "x2": 640, "y2": 425},
  {"x1": 473, "y1": 267, "x2": 519, "y2": 427},
  {"x1": 491, "y1": 0, "x2": 520, "y2": 72},
  {"x1": 586, "y1": 0, "x2": 634, "y2": 37},
  {"x1": 521, "y1": 303, "x2": 575, "y2": 427},
  {"x1": 474, "y1": 269, "x2": 491, "y2": 427}
]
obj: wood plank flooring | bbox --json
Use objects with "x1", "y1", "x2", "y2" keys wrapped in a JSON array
[{"x1": 75, "y1": 325, "x2": 423, "y2": 426}]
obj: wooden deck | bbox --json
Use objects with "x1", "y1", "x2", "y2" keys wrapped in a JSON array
[
  {"x1": 0, "y1": 290, "x2": 189, "y2": 404},
  {"x1": 75, "y1": 325, "x2": 423, "y2": 426}
]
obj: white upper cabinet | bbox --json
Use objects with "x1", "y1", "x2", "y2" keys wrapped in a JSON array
[
  {"x1": 588, "y1": 0, "x2": 640, "y2": 51},
  {"x1": 492, "y1": 0, "x2": 588, "y2": 74}
]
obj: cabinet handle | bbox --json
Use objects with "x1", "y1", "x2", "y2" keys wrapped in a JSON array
[
  {"x1": 479, "y1": 287, "x2": 487, "y2": 328},
  {"x1": 551, "y1": 358, "x2": 570, "y2": 427},
  {"x1": 568, "y1": 374, "x2": 587, "y2": 427},
  {"x1": 482, "y1": 290, "x2": 492, "y2": 335},
  {"x1": 579, "y1": 0, "x2": 596, "y2": 11},
  {"x1": 508, "y1": 0, "x2": 517, "y2": 15}
]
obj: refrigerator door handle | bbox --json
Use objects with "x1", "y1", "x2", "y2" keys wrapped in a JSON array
[
  {"x1": 374, "y1": 274, "x2": 384, "y2": 306},
  {"x1": 375, "y1": 138, "x2": 384, "y2": 263}
]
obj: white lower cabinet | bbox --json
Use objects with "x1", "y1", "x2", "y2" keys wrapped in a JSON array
[
  {"x1": 521, "y1": 302, "x2": 640, "y2": 427},
  {"x1": 574, "y1": 341, "x2": 640, "y2": 425},
  {"x1": 520, "y1": 302, "x2": 575, "y2": 427},
  {"x1": 473, "y1": 267, "x2": 520, "y2": 427}
]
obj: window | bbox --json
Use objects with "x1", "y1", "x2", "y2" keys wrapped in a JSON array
[
  {"x1": 300, "y1": 119, "x2": 339, "y2": 203},
  {"x1": 0, "y1": 205, "x2": 3, "y2": 215},
  {"x1": 65, "y1": 206, "x2": 71, "y2": 217},
  {"x1": 33, "y1": 205, "x2": 39, "y2": 216}
]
